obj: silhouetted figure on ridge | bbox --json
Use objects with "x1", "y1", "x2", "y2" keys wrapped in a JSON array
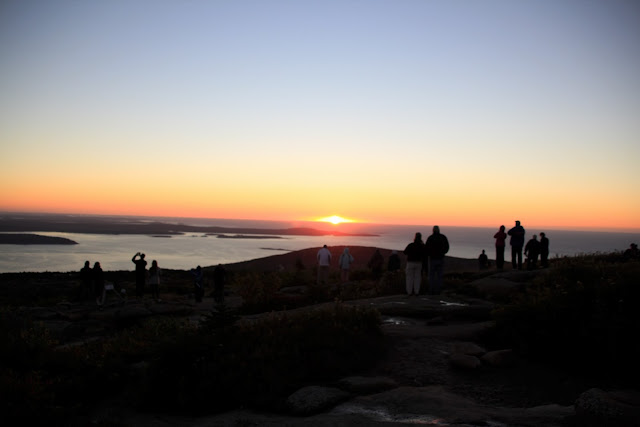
[
  {"x1": 317, "y1": 245, "x2": 332, "y2": 285},
  {"x1": 368, "y1": 248, "x2": 384, "y2": 279},
  {"x1": 539, "y1": 232, "x2": 550, "y2": 267},
  {"x1": 508, "y1": 220, "x2": 525, "y2": 270},
  {"x1": 93, "y1": 261, "x2": 105, "y2": 308},
  {"x1": 387, "y1": 250, "x2": 401, "y2": 272},
  {"x1": 80, "y1": 260, "x2": 92, "y2": 300},
  {"x1": 525, "y1": 234, "x2": 540, "y2": 270},
  {"x1": 478, "y1": 250, "x2": 489, "y2": 270},
  {"x1": 148, "y1": 260, "x2": 161, "y2": 302},
  {"x1": 426, "y1": 226, "x2": 449, "y2": 295},
  {"x1": 493, "y1": 225, "x2": 507, "y2": 270},
  {"x1": 624, "y1": 243, "x2": 639, "y2": 260},
  {"x1": 339, "y1": 247, "x2": 355, "y2": 283},
  {"x1": 191, "y1": 265, "x2": 204, "y2": 302},
  {"x1": 132, "y1": 252, "x2": 147, "y2": 297},
  {"x1": 404, "y1": 232, "x2": 424, "y2": 296}
]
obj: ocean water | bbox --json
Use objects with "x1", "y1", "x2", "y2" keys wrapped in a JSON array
[{"x1": 0, "y1": 219, "x2": 638, "y2": 273}]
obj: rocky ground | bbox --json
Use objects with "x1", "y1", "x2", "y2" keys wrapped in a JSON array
[{"x1": 4, "y1": 249, "x2": 640, "y2": 426}]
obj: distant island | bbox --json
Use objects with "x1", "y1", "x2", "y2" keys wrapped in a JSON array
[
  {"x1": 0, "y1": 233, "x2": 78, "y2": 245},
  {"x1": 0, "y1": 213, "x2": 377, "y2": 237},
  {"x1": 211, "y1": 234, "x2": 284, "y2": 239}
]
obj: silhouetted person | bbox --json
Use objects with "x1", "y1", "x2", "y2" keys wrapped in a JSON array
[
  {"x1": 478, "y1": 250, "x2": 489, "y2": 270},
  {"x1": 387, "y1": 250, "x2": 401, "y2": 272},
  {"x1": 494, "y1": 225, "x2": 507, "y2": 270},
  {"x1": 508, "y1": 220, "x2": 525, "y2": 270},
  {"x1": 132, "y1": 252, "x2": 147, "y2": 297},
  {"x1": 339, "y1": 247, "x2": 355, "y2": 283},
  {"x1": 317, "y1": 245, "x2": 332, "y2": 285},
  {"x1": 426, "y1": 226, "x2": 450, "y2": 295},
  {"x1": 80, "y1": 260, "x2": 92, "y2": 300},
  {"x1": 148, "y1": 260, "x2": 161, "y2": 302},
  {"x1": 191, "y1": 265, "x2": 204, "y2": 302},
  {"x1": 539, "y1": 232, "x2": 550, "y2": 267},
  {"x1": 213, "y1": 264, "x2": 226, "y2": 303},
  {"x1": 404, "y1": 232, "x2": 424, "y2": 296},
  {"x1": 624, "y1": 243, "x2": 639, "y2": 260},
  {"x1": 368, "y1": 249, "x2": 384, "y2": 279},
  {"x1": 93, "y1": 261, "x2": 105, "y2": 308},
  {"x1": 525, "y1": 235, "x2": 540, "y2": 270}
]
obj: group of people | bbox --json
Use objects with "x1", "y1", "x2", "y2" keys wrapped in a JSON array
[
  {"x1": 316, "y1": 245, "x2": 402, "y2": 286},
  {"x1": 403, "y1": 226, "x2": 450, "y2": 296},
  {"x1": 80, "y1": 252, "x2": 227, "y2": 307},
  {"x1": 80, "y1": 260, "x2": 107, "y2": 307},
  {"x1": 492, "y1": 221, "x2": 550, "y2": 270},
  {"x1": 191, "y1": 264, "x2": 227, "y2": 303}
]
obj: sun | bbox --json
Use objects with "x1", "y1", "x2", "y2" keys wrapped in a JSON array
[{"x1": 318, "y1": 215, "x2": 354, "y2": 225}]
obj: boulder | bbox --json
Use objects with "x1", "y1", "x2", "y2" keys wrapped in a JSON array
[
  {"x1": 575, "y1": 388, "x2": 640, "y2": 426},
  {"x1": 468, "y1": 276, "x2": 521, "y2": 299},
  {"x1": 287, "y1": 386, "x2": 351, "y2": 416},
  {"x1": 452, "y1": 342, "x2": 486, "y2": 357},
  {"x1": 481, "y1": 349, "x2": 516, "y2": 367},
  {"x1": 449, "y1": 353, "x2": 482, "y2": 370},
  {"x1": 337, "y1": 376, "x2": 398, "y2": 394}
]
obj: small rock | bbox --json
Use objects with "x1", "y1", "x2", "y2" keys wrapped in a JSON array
[
  {"x1": 575, "y1": 388, "x2": 640, "y2": 426},
  {"x1": 449, "y1": 353, "x2": 482, "y2": 370},
  {"x1": 338, "y1": 376, "x2": 398, "y2": 394},
  {"x1": 286, "y1": 386, "x2": 351, "y2": 416},
  {"x1": 481, "y1": 349, "x2": 516, "y2": 367},
  {"x1": 452, "y1": 342, "x2": 486, "y2": 357}
]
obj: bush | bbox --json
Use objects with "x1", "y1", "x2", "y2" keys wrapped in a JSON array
[
  {"x1": 490, "y1": 254, "x2": 640, "y2": 384},
  {"x1": 140, "y1": 302, "x2": 384, "y2": 414}
]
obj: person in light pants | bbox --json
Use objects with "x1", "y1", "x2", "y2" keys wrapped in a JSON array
[{"x1": 403, "y1": 232, "x2": 424, "y2": 296}]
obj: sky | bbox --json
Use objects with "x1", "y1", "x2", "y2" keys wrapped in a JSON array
[{"x1": 1, "y1": 0, "x2": 639, "y2": 231}]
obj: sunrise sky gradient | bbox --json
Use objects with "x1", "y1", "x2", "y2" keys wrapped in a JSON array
[{"x1": 1, "y1": 0, "x2": 639, "y2": 231}]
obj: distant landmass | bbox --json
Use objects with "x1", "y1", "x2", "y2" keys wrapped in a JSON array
[
  {"x1": 0, "y1": 213, "x2": 377, "y2": 237},
  {"x1": 0, "y1": 233, "x2": 78, "y2": 245}
]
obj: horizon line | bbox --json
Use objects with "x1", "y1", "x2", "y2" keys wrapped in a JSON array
[{"x1": 1, "y1": 210, "x2": 639, "y2": 234}]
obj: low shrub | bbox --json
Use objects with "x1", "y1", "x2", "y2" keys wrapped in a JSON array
[
  {"x1": 140, "y1": 302, "x2": 384, "y2": 414},
  {"x1": 490, "y1": 254, "x2": 640, "y2": 384}
]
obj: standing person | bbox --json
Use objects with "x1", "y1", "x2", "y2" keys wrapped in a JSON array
[
  {"x1": 507, "y1": 220, "x2": 526, "y2": 270},
  {"x1": 524, "y1": 235, "x2": 541, "y2": 270},
  {"x1": 403, "y1": 232, "x2": 424, "y2": 296},
  {"x1": 426, "y1": 226, "x2": 450, "y2": 295},
  {"x1": 148, "y1": 260, "x2": 161, "y2": 302},
  {"x1": 478, "y1": 250, "x2": 489, "y2": 269},
  {"x1": 191, "y1": 266, "x2": 204, "y2": 302},
  {"x1": 539, "y1": 232, "x2": 550, "y2": 268},
  {"x1": 80, "y1": 260, "x2": 92, "y2": 301},
  {"x1": 93, "y1": 261, "x2": 105, "y2": 308},
  {"x1": 339, "y1": 247, "x2": 355, "y2": 283},
  {"x1": 213, "y1": 264, "x2": 226, "y2": 303},
  {"x1": 132, "y1": 252, "x2": 147, "y2": 297},
  {"x1": 493, "y1": 225, "x2": 507, "y2": 270},
  {"x1": 368, "y1": 248, "x2": 384, "y2": 279},
  {"x1": 387, "y1": 250, "x2": 401, "y2": 272},
  {"x1": 316, "y1": 245, "x2": 332, "y2": 285}
]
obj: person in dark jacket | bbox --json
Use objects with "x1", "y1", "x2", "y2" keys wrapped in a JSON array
[
  {"x1": 524, "y1": 235, "x2": 541, "y2": 270},
  {"x1": 387, "y1": 250, "x2": 401, "y2": 272},
  {"x1": 507, "y1": 220, "x2": 525, "y2": 270},
  {"x1": 403, "y1": 233, "x2": 424, "y2": 296},
  {"x1": 539, "y1": 232, "x2": 550, "y2": 267},
  {"x1": 493, "y1": 225, "x2": 507, "y2": 270},
  {"x1": 93, "y1": 261, "x2": 105, "y2": 308},
  {"x1": 132, "y1": 252, "x2": 147, "y2": 297},
  {"x1": 425, "y1": 226, "x2": 449, "y2": 295},
  {"x1": 80, "y1": 260, "x2": 92, "y2": 300}
]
